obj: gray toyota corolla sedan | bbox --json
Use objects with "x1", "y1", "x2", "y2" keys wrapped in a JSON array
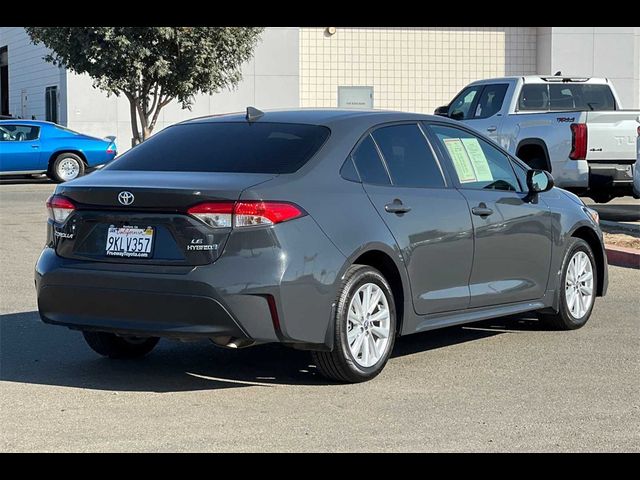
[{"x1": 35, "y1": 109, "x2": 608, "y2": 383}]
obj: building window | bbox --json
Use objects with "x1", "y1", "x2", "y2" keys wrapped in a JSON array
[{"x1": 45, "y1": 86, "x2": 58, "y2": 123}]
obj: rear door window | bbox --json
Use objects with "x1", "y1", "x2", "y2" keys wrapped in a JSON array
[
  {"x1": 351, "y1": 135, "x2": 390, "y2": 185},
  {"x1": 108, "y1": 122, "x2": 330, "y2": 174},
  {"x1": 518, "y1": 84, "x2": 549, "y2": 111},
  {"x1": 371, "y1": 124, "x2": 446, "y2": 188}
]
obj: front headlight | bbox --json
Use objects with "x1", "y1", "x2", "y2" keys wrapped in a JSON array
[{"x1": 584, "y1": 207, "x2": 599, "y2": 225}]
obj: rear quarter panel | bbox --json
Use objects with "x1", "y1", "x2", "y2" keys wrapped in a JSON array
[
  {"x1": 244, "y1": 128, "x2": 414, "y2": 339},
  {"x1": 43, "y1": 127, "x2": 112, "y2": 167}
]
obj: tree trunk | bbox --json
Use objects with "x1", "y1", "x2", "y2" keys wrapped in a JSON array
[
  {"x1": 126, "y1": 90, "x2": 173, "y2": 146},
  {"x1": 126, "y1": 94, "x2": 142, "y2": 147}
]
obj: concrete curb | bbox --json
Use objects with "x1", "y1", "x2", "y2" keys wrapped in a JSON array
[
  {"x1": 600, "y1": 220, "x2": 640, "y2": 234},
  {"x1": 605, "y1": 245, "x2": 640, "y2": 269}
]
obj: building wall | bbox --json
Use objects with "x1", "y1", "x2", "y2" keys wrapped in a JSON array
[
  {"x1": 300, "y1": 27, "x2": 538, "y2": 113},
  {"x1": 0, "y1": 27, "x2": 66, "y2": 123},
  {"x1": 536, "y1": 27, "x2": 640, "y2": 108},
  {"x1": 65, "y1": 27, "x2": 299, "y2": 152}
]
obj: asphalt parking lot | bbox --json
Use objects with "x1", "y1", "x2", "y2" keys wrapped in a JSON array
[{"x1": 1, "y1": 181, "x2": 639, "y2": 452}]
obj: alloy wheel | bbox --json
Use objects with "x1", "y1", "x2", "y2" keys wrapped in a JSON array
[
  {"x1": 347, "y1": 282, "x2": 391, "y2": 368},
  {"x1": 565, "y1": 250, "x2": 594, "y2": 319},
  {"x1": 57, "y1": 158, "x2": 80, "y2": 181}
]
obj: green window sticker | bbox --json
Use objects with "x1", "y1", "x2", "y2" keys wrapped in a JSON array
[
  {"x1": 443, "y1": 138, "x2": 476, "y2": 183},
  {"x1": 461, "y1": 138, "x2": 493, "y2": 182}
]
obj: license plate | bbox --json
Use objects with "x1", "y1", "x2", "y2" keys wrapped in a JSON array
[{"x1": 105, "y1": 226, "x2": 154, "y2": 258}]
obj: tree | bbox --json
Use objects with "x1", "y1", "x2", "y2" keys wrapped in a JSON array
[{"x1": 25, "y1": 27, "x2": 264, "y2": 145}]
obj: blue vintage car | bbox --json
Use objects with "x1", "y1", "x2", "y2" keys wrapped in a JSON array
[{"x1": 0, "y1": 120, "x2": 117, "y2": 182}]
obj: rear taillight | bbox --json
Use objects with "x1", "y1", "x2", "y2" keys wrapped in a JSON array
[
  {"x1": 187, "y1": 201, "x2": 305, "y2": 229},
  {"x1": 569, "y1": 123, "x2": 588, "y2": 160},
  {"x1": 187, "y1": 202, "x2": 234, "y2": 228},
  {"x1": 106, "y1": 148, "x2": 116, "y2": 154},
  {"x1": 234, "y1": 201, "x2": 304, "y2": 227},
  {"x1": 46, "y1": 195, "x2": 75, "y2": 223}
]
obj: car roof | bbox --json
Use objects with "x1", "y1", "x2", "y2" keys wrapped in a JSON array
[
  {"x1": 180, "y1": 108, "x2": 452, "y2": 129},
  {"x1": 0, "y1": 119, "x2": 58, "y2": 127},
  {"x1": 469, "y1": 75, "x2": 609, "y2": 85}
]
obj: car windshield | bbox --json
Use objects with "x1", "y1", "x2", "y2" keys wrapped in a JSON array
[{"x1": 107, "y1": 122, "x2": 331, "y2": 174}]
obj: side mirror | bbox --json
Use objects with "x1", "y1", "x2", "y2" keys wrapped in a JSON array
[
  {"x1": 434, "y1": 105, "x2": 449, "y2": 117},
  {"x1": 527, "y1": 169, "x2": 554, "y2": 193}
]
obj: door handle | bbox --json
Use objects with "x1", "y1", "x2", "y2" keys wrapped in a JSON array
[
  {"x1": 486, "y1": 126, "x2": 497, "y2": 133},
  {"x1": 384, "y1": 199, "x2": 411, "y2": 214},
  {"x1": 31, "y1": 145, "x2": 39, "y2": 149},
  {"x1": 472, "y1": 203, "x2": 494, "y2": 217}
]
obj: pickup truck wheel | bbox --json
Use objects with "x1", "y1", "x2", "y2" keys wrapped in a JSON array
[{"x1": 82, "y1": 331, "x2": 159, "y2": 359}]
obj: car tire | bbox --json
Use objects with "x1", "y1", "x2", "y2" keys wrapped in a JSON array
[
  {"x1": 312, "y1": 264, "x2": 397, "y2": 383},
  {"x1": 82, "y1": 331, "x2": 159, "y2": 359},
  {"x1": 49, "y1": 153, "x2": 85, "y2": 183},
  {"x1": 539, "y1": 238, "x2": 597, "y2": 330}
]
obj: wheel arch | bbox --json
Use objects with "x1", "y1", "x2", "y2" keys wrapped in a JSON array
[
  {"x1": 350, "y1": 247, "x2": 408, "y2": 337},
  {"x1": 516, "y1": 138, "x2": 551, "y2": 171},
  {"x1": 570, "y1": 226, "x2": 605, "y2": 296}
]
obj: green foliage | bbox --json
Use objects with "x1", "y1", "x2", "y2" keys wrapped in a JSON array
[{"x1": 25, "y1": 27, "x2": 264, "y2": 142}]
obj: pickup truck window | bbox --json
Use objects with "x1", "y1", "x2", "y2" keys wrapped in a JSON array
[
  {"x1": 518, "y1": 83, "x2": 617, "y2": 111},
  {"x1": 518, "y1": 85, "x2": 549, "y2": 111},
  {"x1": 473, "y1": 84, "x2": 508, "y2": 119},
  {"x1": 448, "y1": 86, "x2": 482, "y2": 120},
  {"x1": 429, "y1": 124, "x2": 521, "y2": 192}
]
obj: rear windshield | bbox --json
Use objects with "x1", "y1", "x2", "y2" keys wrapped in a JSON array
[
  {"x1": 518, "y1": 83, "x2": 617, "y2": 111},
  {"x1": 107, "y1": 122, "x2": 331, "y2": 174}
]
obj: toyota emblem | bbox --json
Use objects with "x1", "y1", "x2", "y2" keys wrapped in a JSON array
[{"x1": 118, "y1": 191, "x2": 135, "y2": 206}]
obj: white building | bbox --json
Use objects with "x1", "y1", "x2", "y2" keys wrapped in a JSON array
[{"x1": 1, "y1": 27, "x2": 639, "y2": 152}]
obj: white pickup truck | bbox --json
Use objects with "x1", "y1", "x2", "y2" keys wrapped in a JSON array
[{"x1": 435, "y1": 76, "x2": 640, "y2": 202}]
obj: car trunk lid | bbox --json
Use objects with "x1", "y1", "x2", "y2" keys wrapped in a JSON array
[{"x1": 53, "y1": 170, "x2": 276, "y2": 266}]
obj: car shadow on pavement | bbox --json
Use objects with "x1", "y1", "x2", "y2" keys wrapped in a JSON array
[
  {"x1": 1, "y1": 311, "x2": 541, "y2": 392},
  {"x1": 0, "y1": 177, "x2": 54, "y2": 186}
]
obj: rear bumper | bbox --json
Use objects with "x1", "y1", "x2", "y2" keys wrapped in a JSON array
[
  {"x1": 38, "y1": 283, "x2": 248, "y2": 340},
  {"x1": 36, "y1": 248, "x2": 256, "y2": 341},
  {"x1": 588, "y1": 162, "x2": 635, "y2": 193},
  {"x1": 35, "y1": 216, "x2": 346, "y2": 348}
]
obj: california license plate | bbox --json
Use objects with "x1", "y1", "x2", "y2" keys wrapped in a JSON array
[{"x1": 105, "y1": 226, "x2": 154, "y2": 258}]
